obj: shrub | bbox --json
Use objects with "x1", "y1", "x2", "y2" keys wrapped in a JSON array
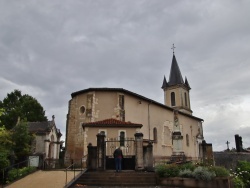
[
  {"x1": 163, "y1": 164, "x2": 180, "y2": 177},
  {"x1": 155, "y1": 164, "x2": 180, "y2": 178},
  {"x1": 179, "y1": 162, "x2": 195, "y2": 171},
  {"x1": 208, "y1": 166, "x2": 230, "y2": 177},
  {"x1": 233, "y1": 176, "x2": 245, "y2": 188},
  {"x1": 235, "y1": 161, "x2": 250, "y2": 187},
  {"x1": 7, "y1": 166, "x2": 36, "y2": 183},
  {"x1": 155, "y1": 164, "x2": 168, "y2": 177},
  {"x1": 179, "y1": 169, "x2": 193, "y2": 178},
  {"x1": 192, "y1": 166, "x2": 216, "y2": 181}
]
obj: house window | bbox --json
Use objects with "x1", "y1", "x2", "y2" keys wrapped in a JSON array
[
  {"x1": 153, "y1": 127, "x2": 157, "y2": 143},
  {"x1": 186, "y1": 134, "x2": 189, "y2": 146},
  {"x1": 119, "y1": 131, "x2": 125, "y2": 146},
  {"x1": 184, "y1": 93, "x2": 188, "y2": 107},
  {"x1": 171, "y1": 92, "x2": 176, "y2": 106}
]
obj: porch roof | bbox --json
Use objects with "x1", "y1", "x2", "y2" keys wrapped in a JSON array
[{"x1": 82, "y1": 118, "x2": 143, "y2": 128}]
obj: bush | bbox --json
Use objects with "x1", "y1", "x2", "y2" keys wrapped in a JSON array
[
  {"x1": 155, "y1": 164, "x2": 168, "y2": 177},
  {"x1": 235, "y1": 161, "x2": 250, "y2": 187},
  {"x1": 208, "y1": 166, "x2": 230, "y2": 177},
  {"x1": 192, "y1": 166, "x2": 216, "y2": 181},
  {"x1": 179, "y1": 162, "x2": 195, "y2": 171},
  {"x1": 155, "y1": 164, "x2": 180, "y2": 177},
  {"x1": 163, "y1": 164, "x2": 180, "y2": 177},
  {"x1": 179, "y1": 169, "x2": 193, "y2": 178},
  {"x1": 7, "y1": 166, "x2": 36, "y2": 183},
  {"x1": 233, "y1": 176, "x2": 245, "y2": 188}
]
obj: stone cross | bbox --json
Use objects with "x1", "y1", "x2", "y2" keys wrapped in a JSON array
[{"x1": 171, "y1": 43, "x2": 176, "y2": 54}]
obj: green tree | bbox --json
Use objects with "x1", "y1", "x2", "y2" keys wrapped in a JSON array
[
  {"x1": 12, "y1": 120, "x2": 34, "y2": 161},
  {"x1": 0, "y1": 90, "x2": 47, "y2": 130},
  {"x1": 0, "y1": 109, "x2": 12, "y2": 169}
]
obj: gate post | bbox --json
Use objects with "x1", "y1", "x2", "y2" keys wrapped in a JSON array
[
  {"x1": 97, "y1": 133, "x2": 105, "y2": 170},
  {"x1": 87, "y1": 143, "x2": 97, "y2": 170},
  {"x1": 146, "y1": 142, "x2": 154, "y2": 171},
  {"x1": 134, "y1": 132, "x2": 144, "y2": 171}
]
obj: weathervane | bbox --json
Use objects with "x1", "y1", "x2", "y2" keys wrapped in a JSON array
[{"x1": 171, "y1": 43, "x2": 176, "y2": 54}]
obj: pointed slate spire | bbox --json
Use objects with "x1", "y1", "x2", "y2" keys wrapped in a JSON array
[
  {"x1": 168, "y1": 54, "x2": 184, "y2": 86},
  {"x1": 185, "y1": 77, "x2": 191, "y2": 90},
  {"x1": 161, "y1": 76, "x2": 168, "y2": 89}
]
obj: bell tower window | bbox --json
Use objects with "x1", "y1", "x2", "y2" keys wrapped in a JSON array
[
  {"x1": 171, "y1": 92, "x2": 176, "y2": 106},
  {"x1": 184, "y1": 92, "x2": 188, "y2": 107}
]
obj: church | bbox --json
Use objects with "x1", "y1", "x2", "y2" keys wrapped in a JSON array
[{"x1": 64, "y1": 50, "x2": 209, "y2": 168}]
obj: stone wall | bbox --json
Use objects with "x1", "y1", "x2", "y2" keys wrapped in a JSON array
[{"x1": 214, "y1": 152, "x2": 250, "y2": 170}]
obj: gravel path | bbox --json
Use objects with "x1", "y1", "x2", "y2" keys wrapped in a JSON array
[{"x1": 5, "y1": 170, "x2": 81, "y2": 188}]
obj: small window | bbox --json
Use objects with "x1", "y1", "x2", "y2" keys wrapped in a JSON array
[
  {"x1": 184, "y1": 93, "x2": 188, "y2": 107},
  {"x1": 186, "y1": 134, "x2": 189, "y2": 147},
  {"x1": 119, "y1": 131, "x2": 125, "y2": 146},
  {"x1": 153, "y1": 127, "x2": 157, "y2": 143},
  {"x1": 80, "y1": 106, "x2": 86, "y2": 114},
  {"x1": 171, "y1": 92, "x2": 176, "y2": 106}
]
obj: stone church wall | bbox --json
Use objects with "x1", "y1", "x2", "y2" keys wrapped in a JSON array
[{"x1": 214, "y1": 152, "x2": 250, "y2": 170}]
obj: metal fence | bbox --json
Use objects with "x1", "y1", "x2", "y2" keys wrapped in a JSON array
[{"x1": 1, "y1": 157, "x2": 38, "y2": 188}]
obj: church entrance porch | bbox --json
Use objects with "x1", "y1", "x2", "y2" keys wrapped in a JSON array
[
  {"x1": 87, "y1": 132, "x2": 153, "y2": 171},
  {"x1": 105, "y1": 138, "x2": 135, "y2": 170}
]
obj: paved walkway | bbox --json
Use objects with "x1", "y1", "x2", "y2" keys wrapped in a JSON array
[{"x1": 5, "y1": 170, "x2": 81, "y2": 188}]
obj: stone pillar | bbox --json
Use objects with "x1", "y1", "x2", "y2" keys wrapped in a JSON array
[
  {"x1": 87, "y1": 143, "x2": 97, "y2": 170},
  {"x1": 146, "y1": 142, "x2": 154, "y2": 171},
  {"x1": 97, "y1": 133, "x2": 105, "y2": 170},
  {"x1": 134, "y1": 133, "x2": 144, "y2": 171}
]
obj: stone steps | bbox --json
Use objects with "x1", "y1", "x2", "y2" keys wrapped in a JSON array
[{"x1": 69, "y1": 170, "x2": 157, "y2": 187}]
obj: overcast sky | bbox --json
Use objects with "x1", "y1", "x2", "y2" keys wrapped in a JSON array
[{"x1": 1, "y1": 0, "x2": 250, "y2": 151}]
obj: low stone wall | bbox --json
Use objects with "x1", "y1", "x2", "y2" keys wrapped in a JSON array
[
  {"x1": 214, "y1": 152, "x2": 250, "y2": 170},
  {"x1": 158, "y1": 177, "x2": 233, "y2": 188}
]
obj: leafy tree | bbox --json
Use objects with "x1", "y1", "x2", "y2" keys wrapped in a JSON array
[
  {"x1": 0, "y1": 109, "x2": 12, "y2": 169},
  {"x1": 0, "y1": 90, "x2": 47, "y2": 130},
  {"x1": 12, "y1": 120, "x2": 34, "y2": 161}
]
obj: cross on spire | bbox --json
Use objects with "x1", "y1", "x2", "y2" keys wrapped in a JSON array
[{"x1": 171, "y1": 43, "x2": 176, "y2": 54}]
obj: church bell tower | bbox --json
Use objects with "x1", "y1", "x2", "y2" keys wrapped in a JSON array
[{"x1": 162, "y1": 45, "x2": 192, "y2": 115}]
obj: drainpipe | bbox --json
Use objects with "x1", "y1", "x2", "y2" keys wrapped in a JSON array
[{"x1": 148, "y1": 102, "x2": 151, "y2": 143}]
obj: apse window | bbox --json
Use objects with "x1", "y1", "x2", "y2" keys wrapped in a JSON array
[{"x1": 80, "y1": 106, "x2": 86, "y2": 114}]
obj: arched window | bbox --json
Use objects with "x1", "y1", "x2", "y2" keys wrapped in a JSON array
[
  {"x1": 119, "y1": 131, "x2": 125, "y2": 146},
  {"x1": 184, "y1": 93, "x2": 188, "y2": 107},
  {"x1": 49, "y1": 135, "x2": 54, "y2": 158},
  {"x1": 153, "y1": 127, "x2": 157, "y2": 143},
  {"x1": 186, "y1": 134, "x2": 189, "y2": 147},
  {"x1": 171, "y1": 92, "x2": 176, "y2": 106},
  {"x1": 100, "y1": 131, "x2": 105, "y2": 135}
]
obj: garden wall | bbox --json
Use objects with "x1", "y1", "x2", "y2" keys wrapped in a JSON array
[
  {"x1": 214, "y1": 152, "x2": 250, "y2": 170},
  {"x1": 158, "y1": 177, "x2": 233, "y2": 188}
]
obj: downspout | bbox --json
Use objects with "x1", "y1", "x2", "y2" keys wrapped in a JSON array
[{"x1": 148, "y1": 102, "x2": 151, "y2": 143}]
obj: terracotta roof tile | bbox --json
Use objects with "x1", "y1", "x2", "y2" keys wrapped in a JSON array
[{"x1": 82, "y1": 118, "x2": 142, "y2": 128}]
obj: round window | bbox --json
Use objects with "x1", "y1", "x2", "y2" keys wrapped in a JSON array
[{"x1": 80, "y1": 106, "x2": 86, "y2": 114}]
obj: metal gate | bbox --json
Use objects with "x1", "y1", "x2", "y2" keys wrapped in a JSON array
[{"x1": 105, "y1": 137, "x2": 135, "y2": 170}]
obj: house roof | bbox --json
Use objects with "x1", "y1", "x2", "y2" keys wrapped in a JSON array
[
  {"x1": 82, "y1": 118, "x2": 143, "y2": 128},
  {"x1": 28, "y1": 121, "x2": 62, "y2": 137},
  {"x1": 71, "y1": 88, "x2": 203, "y2": 122}
]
